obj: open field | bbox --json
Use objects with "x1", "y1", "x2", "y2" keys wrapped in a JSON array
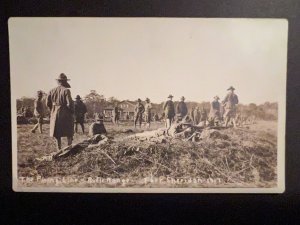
[{"x1": 16, "y1": 120, "x2": 277, "y2": 188}]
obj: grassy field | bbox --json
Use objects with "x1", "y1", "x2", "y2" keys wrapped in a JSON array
[{"x1": 16, "y1": 120, "x2": 278, "y2": 188}]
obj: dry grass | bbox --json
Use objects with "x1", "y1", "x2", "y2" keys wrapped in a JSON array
[{"x1": 17, "y1": 121, "x2": 277, "y2": 188}]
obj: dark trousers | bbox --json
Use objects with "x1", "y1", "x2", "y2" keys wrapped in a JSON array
[{"x1": 75, "y1": 122, "x2": 84, "y2": 133}]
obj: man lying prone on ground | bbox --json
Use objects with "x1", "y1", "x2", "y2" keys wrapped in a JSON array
[{"x1": 36, "y1": 113, "x2": 109, "y2": 161}]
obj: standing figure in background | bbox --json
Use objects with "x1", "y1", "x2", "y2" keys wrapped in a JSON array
[
  {"x1": 163, "y1": 94, "x2": 175, "y2": 134},
  {"x1": 190, "y1": 106, "x2": 195, "y2": 123},
  {"x1": 112, "y1": 105, "x2": 120, "y2": 126},
  {"x1": 31, "y1": 90, "x2": 44, "y2": 134},
  {"x1": 193, "y1": 106, "x2": 201, "y2": 125},
  {"x1": 46, "y1": 73, "x2": 74, "y2": 150},
  {"x1": 154, "y1": 113, "x2": 159, "y2": 122},
  {"x1": 144, "y1": 98, "x2": 152, "y2": 128},
  {"x1": 200, "y1": 107, "x2": 208, "y2": 127},
  {"x1": 134, "y1": 98, "x2": 145, "y2": 128},
  {"x1": 222, "y1": 86, "x2": 239, "y2": 127},
  {"x1": 209, "y1": 96, "x2": 221, "y2": 126},
  {"x1": 176, "y1": 96, "x2": 188, "y2": 121},
  {"x1": 74, "y1": 95, "x2": 87, "y2": 133}
]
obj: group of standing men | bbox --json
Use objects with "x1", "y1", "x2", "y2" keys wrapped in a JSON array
[
  {"x1": 30, "y1": 73, "x2": 239, "y2": 150},
  {"x1": 133, "y1": 98, "x2": 152, "y2": 128},
  {"x1": 31, "y1": 73, "x2": 88, "y2": 150},
  {"x1": 208, "y1": 86, "x2": 239, "y2": 127},
  {"x1": 162, "y1": 86, "x2": 239, "y2": 134}
]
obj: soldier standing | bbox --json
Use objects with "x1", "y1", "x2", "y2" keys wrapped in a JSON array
[
  {"x1": 134, "y1": 98, "x2": 145, "y2": 128},
  {"x1": 190, "y1": 106, "x2": 195, "y2": 123},
  {"x1": 154, "y1": 113, "x2": 159, "y2": 122},
  {"x1": 112, "y1": 105, "x2": 120, "y2": 126},
  {"x1": 176, "y1": 96, "x2": 188, "y2": 121},
  {"x1": 46, "y1": 73, "x2": 74, "y2": 150},
  {"x1": 31, "y1": 91, "x2": 44, "y2": 134},
  {"x1": 222, "y1": 86, "x2": 239, "y2": 127},
  {"x1": 200, "y1": 107, "x2": 208, "y2": 127},
  {"x1": 144, "y1": 98, "x2": 152, "y2": 128},
  {"x1": 74, "y1": 95, "x2": 87, "y2": 133},
  {"x1": 193, "y1": 106, "x2": 201, "y2": 125},
  {"x1": 209, "y1": 96, "x2": 221, "y2": 126},
  {"x1": 163, "y1": 94, "x2": 175, "y2": 134}
]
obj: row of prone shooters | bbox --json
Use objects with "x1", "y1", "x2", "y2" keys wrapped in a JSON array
[{"x1": 30, "y1": 73, "x2": 239, "y2": 150}]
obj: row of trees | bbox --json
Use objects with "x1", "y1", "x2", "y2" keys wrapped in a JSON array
[{"x1": 17, "y1": 90, "x2": 278, "y2": 120}]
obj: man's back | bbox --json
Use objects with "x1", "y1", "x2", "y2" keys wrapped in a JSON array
[
  {"x1": 47, "y1": 86, "x2": 74, "y2": 114},
  {"x1": 74, "y1": 100, "x2": 87, "y2": 115}
]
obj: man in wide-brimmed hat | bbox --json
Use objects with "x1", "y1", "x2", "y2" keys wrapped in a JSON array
[
  {"x1": 163, "y1": 94, "x2": 175, "y2": 134},
  {"x1": 74, "y1": 95, "x2": 87, "y2": 133},
  {"x1": 176, "y1": 96, "x2": 188, "y2": 121},
  {"x1": 46, "y1": 73, "x2": 74, "y2": 150},
  {"x1": 144, "y1": 97, "x2": 152, "y2": 128},
  {"x1": 112, "y1": 104, "x2": 120, "y2": 126},
  {"x1": 222, "y1": 86, "x2": 239, "y2": 127},
  {"x1": 134, "y1": 98, "x2": 145, "y2": 128},
  {"x1": 31, "y1": 90, "x2": 45, "y2": 134},
  {"x1": 209, "y1": 95, "x2": 221, "y2": 126}
]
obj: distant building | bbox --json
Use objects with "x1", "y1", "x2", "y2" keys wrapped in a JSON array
[
  {"x1": 103, "y1": 104, "x2": 114, "y2": 121},
  {"x1": 103, "y1": 103, "x2": 123, "y2": 121},
  {"x1": 118, "y1": 100, "x2": 136, "y2": 120}
]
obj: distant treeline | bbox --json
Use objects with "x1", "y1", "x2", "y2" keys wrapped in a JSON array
[{"x1": 16, "y1": 90, "x2": 278, "y2": 120}]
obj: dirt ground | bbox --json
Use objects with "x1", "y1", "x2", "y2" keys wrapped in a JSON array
[{"x1": 16, "y1": 120, "x2": 278, "y2": 188}]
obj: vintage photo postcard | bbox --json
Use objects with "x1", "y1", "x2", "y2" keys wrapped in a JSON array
[{"x1": 9, "y1": 18, "x2": 287, "y2": 193}]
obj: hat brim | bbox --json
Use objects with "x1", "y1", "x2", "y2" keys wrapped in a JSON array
[
  {"x1": 227, "y1": 88, "x2": 235, "y2": 91},
  {"x1": 57, "y1": 79, "x2": 70, "y2": 81}
]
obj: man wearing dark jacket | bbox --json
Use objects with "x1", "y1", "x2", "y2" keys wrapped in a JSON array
[
  {"x1": 74, "y1": 95, "x2": 87, "y2": 133},
  {"x1": 222, "y1": 86, "x2": 239, "y2": 127},
  {"x1": 112, "y1": 105, "x2": 120, "y2": 126},
  {"x1": 176, "y1": 96, "x2": 188, "y2": 121},
  {"x1": 134, "y1": 98, "x2": 145, "y2": 128},
  {"x1": 163, "y1": 94, "x2": 175, "y2": 134}
]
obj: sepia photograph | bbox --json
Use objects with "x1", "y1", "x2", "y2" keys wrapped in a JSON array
[{"x1": 9, "y1": 18, "x2": 287, "y2": 193}]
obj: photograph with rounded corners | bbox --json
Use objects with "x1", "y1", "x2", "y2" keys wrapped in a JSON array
[{"x1": 9, "y1": 17, "x2": 287, "y2": 193}]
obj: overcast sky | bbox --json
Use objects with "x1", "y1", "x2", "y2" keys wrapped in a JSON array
[{"x1": 9, "y1": 18, "x2": 288, "y2": 104}]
